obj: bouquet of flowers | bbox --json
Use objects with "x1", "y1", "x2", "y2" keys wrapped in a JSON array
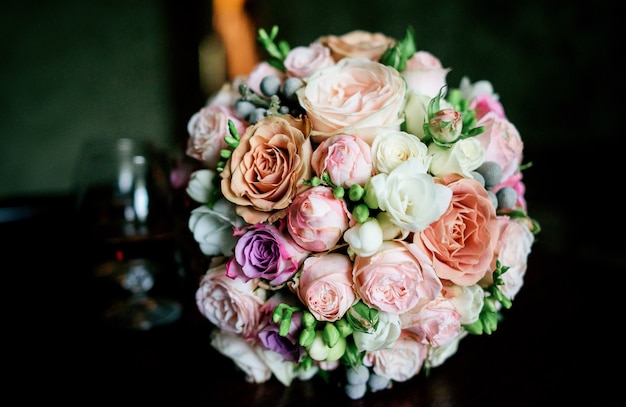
[{"x1": 184, "y1": 26, "x2": 540, "y2": 400}]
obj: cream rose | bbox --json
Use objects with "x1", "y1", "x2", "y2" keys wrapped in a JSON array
[
  {"x1": 296, "y1": 58, "x2": 406, "y2": 142},
  {"x1": 220, "y1": 115, "x2": 313, "y2": 224},
  {"x1": 352, "y1": 311, "x2": 401, "y2": 352},
  {"x1": 371, "y1": 129, "x2": 431, "y2": 174},
  {"x1": 428, "y1": 137, "x2": 485, "y2": 178},
  {"x1": 210, "y1": 330, "x2": 272, "y2": 383}
]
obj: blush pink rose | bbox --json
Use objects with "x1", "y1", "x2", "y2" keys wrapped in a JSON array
[
  {"x1": 296, "y1": 253, "x2": 357, "y2": 322},
  {"x1": 318, "y1": 30, "x2": 395, "y2": 62},
  {"x1": 475, "y1": 111, "x2": 524, "y2": 183},
  {"x1": 284, "y1": 43, "x2": 335, "y2": 79},
  {"x1": 220, "y1": 115, "x2": 313, "y2": 224},
  {"x1": 401, "y1": 297, "x2": 462, "y2": 347},
  {"x1": 311, "y1": 133, "x2": 373, "y2": 188},
  {"x1": 186, "y1": 104, "x2": 247, "y2": 170},
  {"x1": 363, "y1": 330, "x2": 428, "y2": 382},
  {"x1": 196, "y1": 263, "x2": 266, "y2": 337},
  {"x1": 470, "y1": 94, "x2": 506, "y2": 121},
  {"x1": 401, "y1": 51, "x2": 451, "y2": 98},
  {"x1": 414, "y1": 174, "x2": 500, "y2": 286},
  {"x1": 480, "y1": 216, "x2": 535, "y2": 300},
  {"x1": 296, "y1": 58, "x2": 406, "y2": 142},
  {"x1": 286, "y1": 185, "x2": 351, "y2": 252},
  {"x1": 353, "y1": 240, "x2": 443, "y2": 314}
]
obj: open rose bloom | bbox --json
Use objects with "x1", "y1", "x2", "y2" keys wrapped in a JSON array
[{"x1": 184, "y1": 26, "x2": 540, "y2": 400}]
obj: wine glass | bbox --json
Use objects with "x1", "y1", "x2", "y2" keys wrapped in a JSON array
[{"x1": 74, "y1": 137, "x2": 182, "y2": 330}]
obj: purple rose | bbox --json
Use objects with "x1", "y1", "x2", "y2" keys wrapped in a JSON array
[
  {"x1": 257, "y1": 311, "x2": 303, "y2": 363},
  {"x1": 226, "y1": 223, "x2": 310, "y2": 287}
]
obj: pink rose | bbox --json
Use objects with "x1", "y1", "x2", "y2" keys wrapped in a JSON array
[
  {"x1": 414, "y1": 174, "x2": 500, "y2": 286},
  {"x1": 353, "y1": 241, "x2": 443, "y2": 314},
  {"x1": 401, "y1": 297, "x2": 462, "y2": 347},
  {"x1": 470, "y1": 94, "x2": 506, "y2": 121},
  {"x1": 311, "y1": 134, "x2": 373, "y2": 188},
  {"x1": 186, "y1": 104, "x2": 247, "y2": 170},
  {"x1": 475, "y1": 111, "x2": 524, "y2": 183},
  {"x1": 196, "y1": 263, "x2": 266, "y2": 337},
  {"x1": 246, "y1": 61, "x2": 286, "y2": 95},
  {"x1": 286, "y1": 185, "x2": 351, "y2": 252},
  {"x1": 481, "y1": 216, "x2": 535, "y2": 300},
  {"x1": 226, "y1": 222, "x2": 310, "y2": 287},
  {"x1": 318, "y1": 30, "x2": 395, "y2": 62},
  {"x1": 363, "y1": 330, "x2": 428, "y2": 382},
  {"x1": 220, "y1": 115, "x2": 313, "y2": 224},
  {"x1": 401, "y1": 51, "x2": 451, "y2": 98},
  {"x1": 284, "y1": 43, "x2": 335, "y2": 79},
  {"x1": 296, "y1": 58, "x2": 406, "y2": 142},
  {"x1": 297, "y1": 253, "x2": 357, "y2": 322}
]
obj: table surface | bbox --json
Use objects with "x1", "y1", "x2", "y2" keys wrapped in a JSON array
[{"x1": 3, "y1": 167, "x2": 620, "y2": 406}]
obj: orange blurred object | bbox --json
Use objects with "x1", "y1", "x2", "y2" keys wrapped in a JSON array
[{"x1": 212, "y1": 0, "x2": 259, "y2": 80}]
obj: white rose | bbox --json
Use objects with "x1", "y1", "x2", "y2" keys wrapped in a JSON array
[
  {"x1": 210, "y1": 329, "x2": 272, "y2": 383},
  {"x1": 427, "y1": 331, "x2": 468, "y2": 368},
  {"x1": 364, "y1": 158, "x2": 452, "y2": 233},
  {"x1": 371, "y1": 129, "x2": 431, "y2": 174},
  {"x1": 188, "y1": 198, "x2": 245, "y2": 256},
  {"x1": 353, "y1": 311, "x2": 401, "y2": 352},
  {"x1": 428, "y1": 137, "x2": 485, "y2": 178},
  {"x1": 258, "y1": 349, "x2": 297, "y2": 386},
  {"x1": 404, "y1": 91, "x2": 453, "y2": 140}
]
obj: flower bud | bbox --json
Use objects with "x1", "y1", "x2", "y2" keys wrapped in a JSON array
[
  {"x1": 302, "y1": 311, "x2": 317, "y2": 328},
  {"x1": 352, "y1": 204, "x2": 370, "y2": 223},
  {"x1": 325, "y1": 336, "x2": 347, "y2": 361},
  {"x1": 427, "y1": 108, "x2": 463, "y2": 145},
  {"x1": 346, "y1": 301, "x2": 379, "y2": 333},
  {"x1": 299, "y1": 327, "x2": 316, "y2": 347},
  {"x1": 335, "y1": 318, "x2": 353, "y2": 337},
  {"x1": 348, "y1": 184, "x2": 365, "y2": 202},
  {"x1": 307, "y1": 331, "x2": 330, "y2": 361},
  {"x1": 323, "y1": 323, "x2": 340, "y2": 347}
]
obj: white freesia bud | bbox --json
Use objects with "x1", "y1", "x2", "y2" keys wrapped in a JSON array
[
  {"x1": 352, "y1": 311, "x2": 401, "y2": 352},
  {"x1": 343, "y1": 217, "x2": 383, "y2": 257},
  {"x1": 450, "y1": 284, "x2": 484, "y2": 325},
  {"x1": 375, "y1": 211, "x2": 407, "y2": 241},
  {"x1": 428, "y1": 138, "x2": 485, "y2": 178},
  {"x1": 186, "y1": 169, "x2": 217, "y2": 203}
]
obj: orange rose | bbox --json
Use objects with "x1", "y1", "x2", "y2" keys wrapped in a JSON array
[
  {"x1": 221, "y1": 115, "x2": 313, "y2": 224},
  {"x1": 413, "y1": 174, "x2": 500, "y2": 286}
]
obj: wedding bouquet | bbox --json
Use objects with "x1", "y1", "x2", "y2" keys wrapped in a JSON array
[{"x1": 184, "y1": 26, "x2": 540, "y2": 400}]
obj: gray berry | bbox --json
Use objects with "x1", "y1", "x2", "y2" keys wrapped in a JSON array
[
  {"x1": 260, "y1": 75, "x2": 281, "y2": 97},
  {"x1": 282, "y1": 77, "x2": 304, "y2": 100},
  {"x1": 368, "y1": 373, "x2": 390, "y2": 392},
  {"x1": 346, "y1": 365, "x2": 369, "y2": 385},
  {"x1": 249, "y1": 108, "x2": 267, "y2": 124},
  {"x1": 345, "y1": 383, "x2": 367, "y2": 400},
  {"x1": 476, "y1": 161, "x2": 503, "y2": 188},
  {"x1": 496, "y1": 186, "x2": 517, "y2": 210},
  {"x1": 234, "y1": 100, "x2": 256, "y2": 120},
  {"x1": 488, "y1": 190, "x2": 498, "y2": 209},
  {"x1": 470, "y1": 171, "x2": 485, "y2": 187}
]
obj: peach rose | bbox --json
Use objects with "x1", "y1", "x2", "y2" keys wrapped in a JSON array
[
  {"x1": 363, "y1": 330, "x2": 428, "y2": 382},
  {"x1": 220, "y1": 115, "x2": 313, "y2": 224},
  {"x1": 401, "y1": 51, "x2": 451, "y2": 98},
  {"x1": 318, "y1": 30, "x2": 395, "y2": 62},
  {"x1": 286, "y1": 185, "x2": 351, "y2": 252},
  {"x1": 296, "y1": 58, "x2": 406, "y2": 142},
  {"x1": 296, "y1": 253, "x2": 357, "y2": 322},
  {"x1": 353, "y1": 240, "x2": 443, "y2": 314},
  {"x1": 414, "y1": 174, "x2": 500, "y2": 286}
]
